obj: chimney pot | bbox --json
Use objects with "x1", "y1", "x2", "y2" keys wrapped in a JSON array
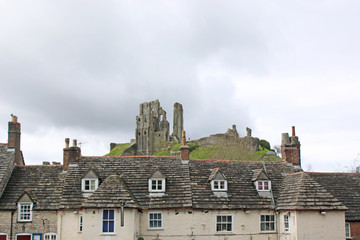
[
  {"x1": 65, "y1": 138, "x2": 70, "y2": 149},
  {"x1": 292, "y1": 126, "x2": 296, "y2": 136},
  {"x1": 11, "y1": 114, "x2": 18, "y2": 122},
  {"x1": 181, "y1": 130, "x2": 186, "y2": 145},
  {"x1": 73, "y1": 139, "x2": 77, "y2": 147}
]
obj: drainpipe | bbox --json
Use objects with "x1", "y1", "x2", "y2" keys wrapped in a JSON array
[
  {"x1": 10, "y1": 209, "x2": 15, "y2": 240},
  {"x1": 121, "y1": 202, "x2": 125, "y2": 227}
]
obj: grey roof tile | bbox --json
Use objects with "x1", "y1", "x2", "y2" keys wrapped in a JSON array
[
  {"x1": 309, "y1": 172, "x2": 360, "y2": 220},
  {"x1": 277, "y1": 172, "x2": 347, "y2": 211}
]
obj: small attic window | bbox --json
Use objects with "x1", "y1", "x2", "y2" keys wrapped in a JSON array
[
  {"x1": 211, "y1": 180, "x2": 227, "y2": 191},
  {"x1": 17, "y1": 191, "x2": 35, "y2": 222},
  {"x1": 252, "y1": 169, "x2": 271, "y2": 192},
  {"x1": 209, "y1": 168, "x2": 227, "y2": 192},
  {"x1": 149, "y1": 179, "x2": 165, "y2": 192},
  {"x1": 82, "y1": 179, "x2": 99, "y2": 192},
  {"x1": 256, "y1": 180, "x2": 271, "y2": 191},
  {"x1": 149, "y1": 170, "x2": 166, "y2": 193},
  {"x1": 81, "y1": 168, "x2": 99, "y2": 193},
  {"x1": 18, "y1": 202, "x2": 33, "y2": 222}
]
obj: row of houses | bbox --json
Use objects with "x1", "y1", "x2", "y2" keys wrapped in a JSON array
[{"x1": 0, "y1": 116, "x2": 359, "y2": 239}]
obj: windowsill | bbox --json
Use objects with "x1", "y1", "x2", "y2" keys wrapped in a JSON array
[
  {"x1": 147, "y1": 228, "x2": 164, "y2": 231},
  {"x1": 149, "y1": 192, "x2": 166, "y2": 197},
  {"x1": 17, "y1": 220, "x2": 32, "y2": 223},
  {"x1": 259, "y1": 231, "x2": 277, "y2": 234},
  {"x1": 215, "y1": 232, "x2": 234, "y2": 235},
  {"x1": 100, "y1": 233, "x2": 116, "y2": 235}
]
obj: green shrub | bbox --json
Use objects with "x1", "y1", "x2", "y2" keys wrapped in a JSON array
[{"x1": 259, "y1": 139, "x2": 271, "y2": 150}]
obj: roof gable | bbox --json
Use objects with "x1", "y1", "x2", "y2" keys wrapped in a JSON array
[
  {"x1": 17, "y1": 190, "x2": 37, "y2": 203},
  {"x1": 83, "y1": 174, "x2": 139, "y2": 208},
  {"x1": 82, "y1": 168, "x2": 99, "y2": 179},
  {"x1": 252, "y1": 169, "x2": 269, "y2": 181},
  {"x1": 149, "y1": 169, "x2": 166, "y2": 179},
  {"x1": 208, "y1": 168, "x2": 227, "y2": 181}
]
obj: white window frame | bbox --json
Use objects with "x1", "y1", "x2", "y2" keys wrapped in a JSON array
[
  {"x1": 79, "y1": 215, "x2": 83, "y2": 232},
  {"x1": 346, "y1": 222, "x2": 351, "y2": 238},
  {"x1": 256, "y1": 180, "x2": 271, "y2": 191},
  {"x1": 148, "y1": 212, "x2": 163, "y2": 229},
  {"x1": 102, "y1": 209, "x2": 115, "y2": 234},
  {"x1": 148, "y1": 178, "x2": 165, "y2": 192},
  {"x1": 81, "y1": 178, "x2": 99, "y2": 192},
  {"x1": 0, "y1": 233, "x2": 8, "y2": 240},
  {"x1": 215, "y1": 214, "x2": 233, "y2": 233},
  {"x1": 15, "y1": 233, "x2": 31, "y2": 240},
  {"x1": 284, "y1": 214, "x2": 289, "y2": 232},
  {"x1": 44, "y1": 233, "x2": 57, "y2": 240},
  {"x1": 17, "y1": 203, "x2": 33, "y2": 222},
  {"x1": 260, "y1": 214, "x2": 276, "y2": 232},
  {"x1": 211, "y1": 180, "x2": 228, "y2": 191}
]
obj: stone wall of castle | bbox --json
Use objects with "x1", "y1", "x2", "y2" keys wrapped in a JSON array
[
  {"x1": 135, "y1": 100, "x2": 183, "y2": 155},
  {"x1": 196, "y1": 125, "x2": 259, "y2": 152}
]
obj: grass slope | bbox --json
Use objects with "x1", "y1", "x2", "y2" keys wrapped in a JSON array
[
  {"x1": 107, "y1": 142, "x2": 280, "y2": 161},
  {"x1": 107, "y1": 143, "x2": 131, "y2": 156}
]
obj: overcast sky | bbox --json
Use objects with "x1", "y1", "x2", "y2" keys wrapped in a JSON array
[{"x1": 1, "y1": 0, "x2": 359, "y2": 172}]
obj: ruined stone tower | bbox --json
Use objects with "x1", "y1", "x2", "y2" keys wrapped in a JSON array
[
  {"x1": 136, "y1": 100, "x2": 170, "y2": 155},
  {"x1": 173, "y1": 102, "x2": 183, "y2": 142},
  {"x1": 135, "y1": 100, "x2": 183, "y2": 155}
]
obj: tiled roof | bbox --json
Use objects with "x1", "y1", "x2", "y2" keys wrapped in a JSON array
[
  {"x1": 277, "y1": 172, "x2": 347, "y2": 211},
  {"x1": 309, "y1": 172, "x2": 360, "y2": 220},
  {"x1": 1, "y1": 155, "x2": 348, "y2": 214},
  {"x1": 189, "y1": 160, "x2": 300, "y2": 209},
  {"x1": 60, "y1": 156, "x2": 193, "y2": 210},
  {"x1": 0, "y1": 144, "x2": 15, "y2": 197},
  {"x1": 61, "y1": 157, "x2": 302, "y2": 210},
  {"x1": 0, "y1": 165, "x2": 65, "y2": 210},
  {"x1": 82, "y1": 174, "x2": 139, "y2": 208}
]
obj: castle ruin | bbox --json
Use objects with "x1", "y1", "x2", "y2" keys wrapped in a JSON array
[{"x1": 136, "y1": 100, "x2": 183, "y2": 155}]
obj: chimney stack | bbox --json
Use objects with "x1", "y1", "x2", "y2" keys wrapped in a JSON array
[
  {"x1": 63, "y1": 138, "x2": 81, "y2": 171},
  {"x1": 281, "y1": 126, "x2": 301, "y2": 166},
  {"x1": 179, "y1": 130, "x2": 190, "y2": 161},
  {"x1": 8, "y1": 115, "x2": 24, "y2": 165}
]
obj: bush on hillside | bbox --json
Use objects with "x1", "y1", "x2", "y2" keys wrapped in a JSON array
[{"x1": 259, "y1": 139, "x2": 271, "y2": 150}]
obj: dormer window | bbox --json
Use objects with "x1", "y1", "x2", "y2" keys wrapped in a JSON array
[
  {"x1": 211, "y1": 180, "x2": 228, "y2": 191},
  {"x1": 209, "y1": 168, "x2": 227, "y2": 192},
  {"x1": 149, "y1": 178, "x2": 165, "y2": 192},
  {"x1": 81, "y1": 168, "x2": 99, "y2": 193},
  {"x1": 82, "y1": 178, "x2": 99, "y2": 192},
  {"x1": 252, "y1": 169, "x2": 272, "y2": 193},
  {"x1": 17, "y1": 191, "x2": 36, "y2": 222},
  {"x1": 149, "y1": 170, "x2": 166, "y2": 193},
  {"x1": 256, "y1": 180, "x2": 271, "y2": 191},
  {"x1": 18, "y1": 202, "x2": 33, "y2": 222}
]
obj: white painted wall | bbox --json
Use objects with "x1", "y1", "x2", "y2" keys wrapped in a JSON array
[
  {"x1": 59, "y1": 208, "x2": 138, "y2": 240},
  {"x1": 58, "y1": 208, "x2": 346, "y2": 240},
  {"x1": 139, "y1": 209, "x2": 278, "y2": 240}
]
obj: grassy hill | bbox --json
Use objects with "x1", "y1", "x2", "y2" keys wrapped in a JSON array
[{"x1": 107, "y1": 142, "x2": 281, "y2": 162}]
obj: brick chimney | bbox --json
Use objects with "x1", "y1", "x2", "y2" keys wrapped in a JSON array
[
  {"x1": 63, "y1": 138, "x2": 81, "y2": 171},
  {"x1": 8, "y1": 115, "x2": 24, "y2": 165},
  {"x1": 179, "y1": 130, "x2": 190, "y2": 161},
  {"x1": 281, "y1": 126, "x2": 301, "y2": 166}
]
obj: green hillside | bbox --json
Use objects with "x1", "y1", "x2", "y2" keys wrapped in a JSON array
[
  {"x1": 107, "y1": 143, "x2": 131, "y2": 156},
  {"x1": 107, "y1": 142, "x2": 280, "y2": 161}
]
